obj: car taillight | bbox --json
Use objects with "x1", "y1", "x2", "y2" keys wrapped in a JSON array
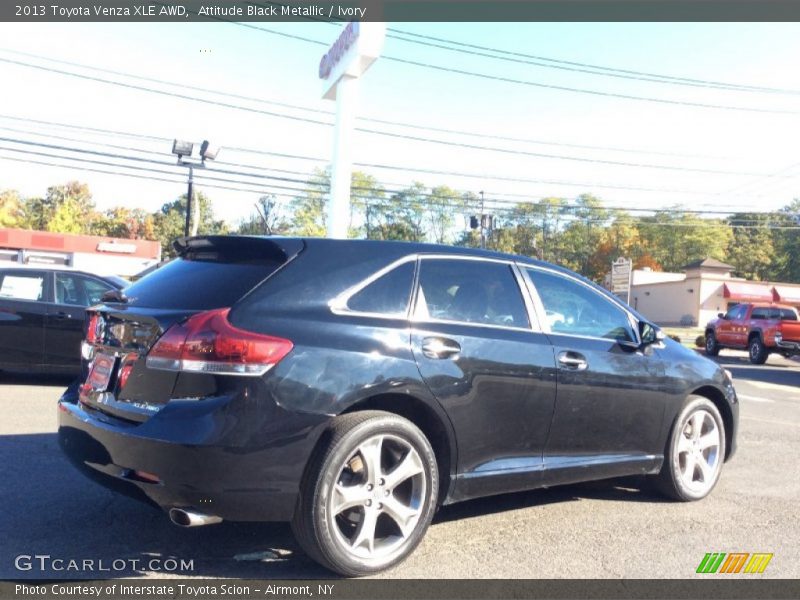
[
  {"x1": 86, "y1": 312, "x2": 100, "y2": 343},
  {"x1": 117, "y1": 353, "x2": 139, "y2": 390},
  {"x1": 146, "y1": 308, "x2": 292, "y2": 376}
]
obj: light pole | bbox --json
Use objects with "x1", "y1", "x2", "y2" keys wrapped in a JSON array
[{"x1": 172, "y1": 139, "x2": 221, "y2": 237}]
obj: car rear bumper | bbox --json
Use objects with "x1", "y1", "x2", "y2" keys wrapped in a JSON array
[
  {"x1": 775, "y1": 340, "x2": 800, "y2": 354},
  {"x1": 57, "y1": 387, "x2": 329, "y2": 523}
]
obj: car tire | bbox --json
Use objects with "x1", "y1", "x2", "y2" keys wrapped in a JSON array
[
  {"x1": 748, "y1": 336, "x2": 769, "y2": 365},
  {"x1": 291, "y1": 410, "x2": 438, "y2": 577},
  {"x1": 704, "y1": 331, "x2": 720, "y2": 356},
  {"x1": 656, "y1": 396, "x2": 726, "y2": 502}
]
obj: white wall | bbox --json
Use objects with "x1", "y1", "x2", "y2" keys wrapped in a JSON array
[
  {"x1": 630, "y1": 277, "x2": 701, "y2": 326},
  {"x1": 71, "y1": 253, "x2": 158, "y2": 278}
]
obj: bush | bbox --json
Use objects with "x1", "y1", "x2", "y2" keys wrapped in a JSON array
[{"x1": 695, "y1": 335, "x2": 706, "y2": 348}]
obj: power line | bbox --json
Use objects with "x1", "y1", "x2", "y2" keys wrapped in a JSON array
[
  {"x1": 2, "y1": 57, "x2": 771, "y2": 175},
  {"x1": 0, "y1": 47, "x2": 733, "y2": 160},
  {"x1": 3, "y1": 151, "x2": 798, "y2": 230},
  {"x1": 0, "y1": 114, "x2": 733, "y2": 196},
  {"x1": 4, "y1": 139, "x2": 798, "y2": 220},
  {"x1": 384, "y1": 27, "x2": 800, "y2": 96},
  {"x1": 228, "y1": 22, "x2": 800, "y2": 115},
  {"x1": 255, "y1": 4, "x2": 800, "y2": 97},
  {"x1": 2, "y1": 133, "x2": 783, "y2": 215}
]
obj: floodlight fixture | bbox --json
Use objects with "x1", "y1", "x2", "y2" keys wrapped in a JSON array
[
  {"x1": 200, "y1": 140, "x2": 220, "y2": 161},
  {"x1": 172, "y1": 139, "x2": 194, "y2": 158}
]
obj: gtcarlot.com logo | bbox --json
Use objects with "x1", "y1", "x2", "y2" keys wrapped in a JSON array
[
  {"x1": 697, "y1": 552, "x2": 773, "y2": 574},
  {"x1": 14, "y1": 554, "x2": 194, "y2": 573}
]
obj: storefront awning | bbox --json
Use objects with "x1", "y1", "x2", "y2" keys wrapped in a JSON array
[
  {"x1": 723, "y1": 282, "x2": 773, "y2": 302},
  {"x1": 772, "y1": 286, "x2": 800, "y2": 305}
]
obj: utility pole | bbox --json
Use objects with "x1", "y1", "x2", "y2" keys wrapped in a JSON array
[
  {"x1": 479, "y1": 191, "x2": 486, "y2": 249},
  {"x1": 184, "y1": 164, "x2": 194, "y2": 239},
  {"x1": 172, "y1": 139, "x2": 220, "y2": 238}
]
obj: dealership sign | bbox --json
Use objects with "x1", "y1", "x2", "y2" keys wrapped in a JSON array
[
  {"x1": 611, "y1": 257, "x2": 633, "y2": 304},
  {"x1": 319, "y1": 21, "x2": 385, "y2": 100}
]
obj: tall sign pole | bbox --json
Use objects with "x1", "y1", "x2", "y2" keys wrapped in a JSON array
[{"x1": 319, "y1": 22, "x2": 385, "y2": 239}]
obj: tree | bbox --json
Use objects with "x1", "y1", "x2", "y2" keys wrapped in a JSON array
[
  {"x1": 586, "y1": 212, "x2": 650, "y2": 281},
  {"x1": 289, "y1": 169, "x2": 328, "y2": 237},
  {"x1": 42, "y1": 181, "x2": 96, "y2": 234},
  {"x1": 237, "y1": 195, "x2": 289, "y2": 236},
  {"x1": 638, "y1": 209, "x2": 732, "y2": 272},
  {"x1": 427, "y1": 186, "x2": 458, "y2": 244},
  {"x1": 91, "y1": 207, "x2": 156, "y2": 240},
  {"x1": 0, "y1": 189, "x2": 24, "y2": 228},
  {"x1": 725, "y1": 212, "x2": 778, "y2": 281},
  {"x1": 773, "y1": 199, "x2": 800, "y2": 283},
  {"x1": 153, "y1": 191, "x2": 228, "y2": 258},
  {"x1": 368, "y1": 182, "x2": 426, "y2": 241}
]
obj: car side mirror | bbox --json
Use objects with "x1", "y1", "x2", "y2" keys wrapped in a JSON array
[
  {"x1": 639, "y1": 321, "x2": 664, "y2": 346},
  {"x1": 717, "y1": 312, "x2": 726, "y2": 319}
]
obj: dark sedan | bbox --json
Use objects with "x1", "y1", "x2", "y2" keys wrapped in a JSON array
[
  {"x1": 0, "y1": 266, "x2": 125, "y2": 375},
  {"x1": 58, "y1": 236, "x2": 738, "y2": 576}
]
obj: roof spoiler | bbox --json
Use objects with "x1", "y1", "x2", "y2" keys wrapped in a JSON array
[{"x1": 173, "y1": 235, "x2": 305, "y2": 262}]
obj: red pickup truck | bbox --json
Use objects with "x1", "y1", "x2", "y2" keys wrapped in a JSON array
[{"x1": 705, "y1": 303, "x2": 800, "y2": 364}]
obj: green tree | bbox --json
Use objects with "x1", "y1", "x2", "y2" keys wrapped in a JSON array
[
  {"x1": 773, "y1": 199, "x2": 800, "y2": 282},
  {"x1": 153, "y1": 192, "x2": 228, "y2": 258},
  {"x1": 289, "y1": 169, "x2": 328, "y2": 237},
  {"x1": 726, "y1": 212, "x2": 779, "y2": 281},
  {"x1": 638, "y1": 209, "x2": 732, "y2": 272},
  {"x1": 0, "y1": 189, "x2": 24, "y2": 228},
  {"x1": 237, "y1": 195, "x2": 289, "y2": 236},
  {"x1": 43, "y1": 181, "x2": 96, "y2": 234}
]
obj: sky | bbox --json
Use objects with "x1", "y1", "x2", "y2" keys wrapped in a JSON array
[{"x1": 0, "y1": 21, "x2": 799, "y2": 228}]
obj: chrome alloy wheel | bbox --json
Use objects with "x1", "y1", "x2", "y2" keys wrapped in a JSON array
[
  {"x1": 675, "y1": 409, "x2": 722, "y2": 494},
  {"x1": 328, "y1": 434, "x2": 426, "y2": 560}
]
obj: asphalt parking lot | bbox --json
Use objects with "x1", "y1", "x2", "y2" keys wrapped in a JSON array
[{"x1": 1, "y1": 351, "x2": 798, "y2": 580}]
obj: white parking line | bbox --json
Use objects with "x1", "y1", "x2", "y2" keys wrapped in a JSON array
[{"x1": 737, "y1": 393, "x2": 775, "y2": 403}]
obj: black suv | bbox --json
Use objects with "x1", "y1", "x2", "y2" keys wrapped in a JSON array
[{"x1": 59, "y1": 236, "x2": 738, "y2": 576}]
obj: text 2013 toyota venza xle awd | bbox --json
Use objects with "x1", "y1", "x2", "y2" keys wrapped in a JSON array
[{"x1": 59, "y1": 236, "x2": 738, "y2": 576}]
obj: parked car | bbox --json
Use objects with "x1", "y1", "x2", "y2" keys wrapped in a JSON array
[
  {"x1": 59, "y1": 237, "x2": 738, "y2": 576},
  {"x1": 705, "y1": 302, "x2": 800, "y2": 364},
  {"x1": 0, "y1": 265, "x2": 126, "y2": 375}
]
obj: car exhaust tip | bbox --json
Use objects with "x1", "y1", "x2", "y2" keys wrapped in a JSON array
[{"x1": 169, "y1": 508, "x2": 223, "y2": 527}]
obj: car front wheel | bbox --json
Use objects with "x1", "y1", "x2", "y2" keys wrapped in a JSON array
[
  {"x1": 292, "y1": 411, "x2": 438, "y2": 576},
  {"x1": 656, "y1": 396, "x2": 726, "y2": 502},
  {"x1": 705, "y1": 331, "x2": 720, "y2": 356}
]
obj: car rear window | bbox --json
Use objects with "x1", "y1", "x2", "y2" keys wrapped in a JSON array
[{"x1": 123, "y1": 239, "x2": 294, "y2": 310}]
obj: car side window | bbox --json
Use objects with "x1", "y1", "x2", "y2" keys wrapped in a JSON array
[
  {"x1": 527, "y1": 268, "x2": 636, "y2": 342},
  {"x1": 415, "y1": 259, "x2": 529, "y2": 328},
  {"x1": 751, "y1": 307, "x2": 769, "y2": 319},
  {"x1": 55, "y1": 273, "x2": 113, "y2": 307},
  {"x1": 83, "y1": 278, "x2": 113, "y2": 306},
  {"x1": 347, "y1": 261, "x2": 415, "y2": 316},
  {"x1": 0, "y1": 271, "x2": 46, "y2": 301},
  {"x1": 779, "y1": 308, "x2": 798, "y2": 321},
  {"x1": 724, "y1": 305, "x2": 741, "y2": 320}
]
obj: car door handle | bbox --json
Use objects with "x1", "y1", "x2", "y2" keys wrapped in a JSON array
[
  {"x1": 557, "y1": 351, "x2": 588, "y2": 371},
  {"x1": 52, "y1": 311, "x2": 72, "y2": 320},
  {"x1": 421, "y1": 337, "x2": 461, "y2": 359}
]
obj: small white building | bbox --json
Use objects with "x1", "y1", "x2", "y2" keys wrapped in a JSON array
[{"x1": 611, "y1": 258, "x2": 800, "y2": 326}]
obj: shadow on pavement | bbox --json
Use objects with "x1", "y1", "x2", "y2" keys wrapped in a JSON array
[
  {"x1": 2, "y1": 431, "x2": 669, "y2": 580},
  {"x1": 434, "y1": 476, "x2": 666, "y2": 525},
  {"x1": 709, "y1": 355, "x2": 800, "y2": 388},
  {"x1": 0, "y1": 371, "x2": 75, "y2": 387}
]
